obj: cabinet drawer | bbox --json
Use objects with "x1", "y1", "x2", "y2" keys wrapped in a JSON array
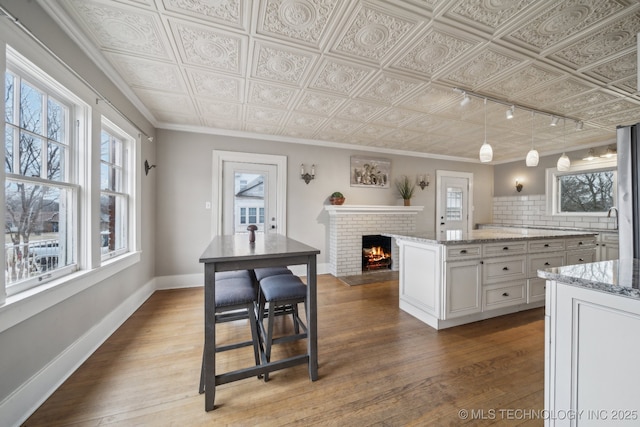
[
  {"x1": 483, "y1": 281, "x2": 526, "y2": 310},
  {"x1": 528, "y1": 251, "x2": 565, "y2": 277},
  {"x1": 566, "y1": 236, "x2": 597, "y2": 251},
  {"x1": 528, "y1": 239, "x2": 565, "y2": 253},
  {"x1": 482, "y1": 255, "x2": 527, "y2": 285},
  {"x1": 599, "y1": 232, "x2": 619, "y2": 245},
  {"x1": 445, "y1": 244, "x2": 481, "y2": 261},
  {"x1": 567, "y1": 249, "x2": 596, "y2": 265},
  {"x1": 528, "y1": 278, "x2": 547, "y2": 303},
  {"x1": 483, "y1": 241, "x2": 527, "y2": 257}
]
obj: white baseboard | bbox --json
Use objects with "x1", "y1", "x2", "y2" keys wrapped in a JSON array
[{"x1": 0, "y1": 278, "x2": 156, "y2": 427}]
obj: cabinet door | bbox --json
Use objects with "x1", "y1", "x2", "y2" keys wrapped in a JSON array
[{"x1": 445, "y1": 260, "x2": 482, "y2": 319}]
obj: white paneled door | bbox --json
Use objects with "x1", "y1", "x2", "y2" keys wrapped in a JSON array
[{"x1": 436, "y1": 171, "x2": 473, "y2": 238}]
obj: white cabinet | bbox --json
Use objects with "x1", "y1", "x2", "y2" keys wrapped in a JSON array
[
  {"x1": 445, "y1": 259, "x2": 482, "y2": 318},
  {"x1": 596, "y1": 232, "x2": 619, "y2": 261},
  {"x1": 545, "y1": 280, "x2": 640, "y2": 426}
]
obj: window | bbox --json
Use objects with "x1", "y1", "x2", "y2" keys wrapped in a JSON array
[
  {"x1": 4, "y1": 58, "x2": 80, "y2": 295},
  {"x1": 547, "y1": 160, "x2": 616, "y2": 216},
  {"x1": 100, "y1": 122, "x2": 131, "y2": 259}
]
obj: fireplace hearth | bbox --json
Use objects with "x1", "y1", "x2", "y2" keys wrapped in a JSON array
[{"x1": 362, "y1": 235, "x2": 392, "y2": 272}]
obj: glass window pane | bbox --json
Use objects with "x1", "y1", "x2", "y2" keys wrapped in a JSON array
[
  {"x1": 20, "y1": 81, "x2": 43, "y2": 135},
  {"x1": 19, "y1": 131, "x2": 42, "y2": 177},
  {"x1": 5, "y1": 72, "x2": 14, "y2": 123},
  {"x1": 47, "y1": 97, "x2": 66, "y2": 143},
  {"x1": 5, "y1": 126, "x2": 14, "y2": 173},
  {"x1": 100, "y1": 194, "x2": 126, "y2": 254},
  {"x1": 47, "y1": 141, "x2": 64, "y2": 181},
  {"x1": 5, "y1": 181, "x2": 72, "y2": 286},
  {"x1": 101, "y1": 131, "x2": 110, "y2": 162},
  {"x1": 559, "y1": 171, "x2": 615, "y2": 213},
  {"x1": 446, "y1": 187, "x2": 463, "y2": 221}
]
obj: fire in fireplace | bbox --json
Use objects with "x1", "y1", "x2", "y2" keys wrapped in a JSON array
[{"x1": 362, "y1": 235, "x2": 392, "y2": 271}]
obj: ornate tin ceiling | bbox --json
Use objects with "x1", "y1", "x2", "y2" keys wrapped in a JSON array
[{"x1": 42, "y1": 0, "x2": 640, "y2": 162}]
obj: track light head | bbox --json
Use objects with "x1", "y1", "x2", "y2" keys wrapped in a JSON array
[
  {"x1": 550, "y1": 116, "x2": 559, "y2": 126},
  {"x1": 460, "y1": 93, "x2": 470, "y2": 107},
  {"x1": 575, "y1": 121, "x2": 583, "y2": 130},
  {"x1": 506, "y1": 106, "x2": 514, "y2": 120}
]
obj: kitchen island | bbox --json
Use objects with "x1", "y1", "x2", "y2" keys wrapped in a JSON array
[
  {"x1": 538, "y1": 260, "x2": 640, "y2": 426},
  {"x1": 386, "y1": 228, "x2": 597, "y2": 330}
]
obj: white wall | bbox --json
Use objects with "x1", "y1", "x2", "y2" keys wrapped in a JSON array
[{"x1": 155, "y1": 129, "x2": 495, "y2": 277}]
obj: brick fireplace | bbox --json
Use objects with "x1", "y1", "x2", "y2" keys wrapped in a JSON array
[{"x1": 325, "y1": 205, "x2": 423, "y2": 277}]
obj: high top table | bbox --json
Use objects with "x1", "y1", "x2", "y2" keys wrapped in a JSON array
[{"x1": 199, "y1": 233, "x2": 320, "y2": 411}]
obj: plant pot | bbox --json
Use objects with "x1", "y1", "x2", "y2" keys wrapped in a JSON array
[
  {"x1": 330, "y1": 197, "x2": 345, "y2": 205},
  {"x1": 403, "y1": 199, "x2": 411, "y2": 206}
]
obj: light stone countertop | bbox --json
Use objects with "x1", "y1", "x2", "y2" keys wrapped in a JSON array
[
  {"x1": 538, "y1": 259, "x2": 640, "y2": 301},
  {"x1": 384, "y1": 227, "x2": 597, "y2": 245}
]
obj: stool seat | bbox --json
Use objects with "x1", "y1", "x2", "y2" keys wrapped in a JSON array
[
  {"x1": 215, "y1": 277, "x2": 257, "y2": 307},
  {"x1": 260, "y1": 274, "x2": 307, "y2": 301},
  {"x1": 215, "y1": 269, "x2": 253, "y2": 281},
  {"x1": 254, "y1": 267, "x2": 292, "y2": 281}
]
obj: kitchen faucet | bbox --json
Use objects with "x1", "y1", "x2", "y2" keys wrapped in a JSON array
[{"x1": 607, "y1": 207, "x2": 618, "y2": 230}]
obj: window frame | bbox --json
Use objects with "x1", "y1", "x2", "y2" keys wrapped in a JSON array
[{"x1": 546, "y1": 158, "x2": 617, "y2": 217}]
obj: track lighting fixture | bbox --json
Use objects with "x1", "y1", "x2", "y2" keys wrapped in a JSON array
[
  {"x1": 460, "y1": 93, "x2": 470, "y2": 107},
  {"x1": 506, "y1": 105, "x2": 514, "y2": 120},
  {"x1": 479, "y1": 98, "x2": 493, "y2": 163},
  {"x1": 550, "y1": 116, "x2": 559, "y2": 126},
  {"x1": 526, "y1": 112, "x2": 539, "y2": 167},
  {"x1": 575, "y1": 121, "x2": 584, "y2": 131}
]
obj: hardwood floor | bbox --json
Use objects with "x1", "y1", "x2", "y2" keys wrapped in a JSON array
[{"x1": 24, "y1": 275, "x2": 545, "y2": 426}]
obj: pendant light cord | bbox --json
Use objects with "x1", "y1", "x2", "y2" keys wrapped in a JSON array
[
  {"x1": 531, "y1": 111, "x2": 534, "y2": 149},
  {"x1": 484, "y1": 98, "x2": 487, "y2": 143}
]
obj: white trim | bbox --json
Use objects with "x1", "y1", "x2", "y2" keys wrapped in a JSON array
[
  {"x1": 324, "y1": 205, "x2": 424, "y2": 215},
  {"x1": 0, "y1": 275, "x2": 155, "y2": 427},
  {"x1": 0, "y1": 252, "x2": 141, "y2": 334},
  {"x1": 211, "y1": 151, "x2": 287, "y2": 237}
]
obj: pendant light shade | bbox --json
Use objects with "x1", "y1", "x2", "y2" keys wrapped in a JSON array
[
  {"x1": 526, "y1": 111, "x2": 538, "y2": 167},
  {"x1": 557, "y1": 153, "x2": 570, "y2": 171},
  {"x1": 526, "y1": 149, "x2": 539, "y2": 167},
  {"x1": 479, "y1": 98, "x2": 492, "y2": 162}
]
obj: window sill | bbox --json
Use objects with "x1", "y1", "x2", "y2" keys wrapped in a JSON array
[{"x1": 0, "y1": 251, "x2": 141, "y2": 334}]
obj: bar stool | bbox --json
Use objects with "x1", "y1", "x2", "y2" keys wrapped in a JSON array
[
  {"x1": 253, "y1": 267, "x2": 293, "y2": 281},
  {"x1": 199, "y1": 270, "x2": 261, "y2": 394},
  {"x1": 257, "y1": 274, "x2": 308, "y2": 381}
]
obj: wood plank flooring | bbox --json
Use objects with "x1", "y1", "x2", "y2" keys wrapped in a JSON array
[{"x1": 23, "y1": 275, "x2": 545, "y2": 426}]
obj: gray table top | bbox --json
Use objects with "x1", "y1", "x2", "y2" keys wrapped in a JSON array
[{"x1": 199, "y1": 233, "x2": 320, "y2": 263}]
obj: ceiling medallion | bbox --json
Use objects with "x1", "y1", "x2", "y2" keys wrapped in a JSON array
[
  {"x1": 355, "y1": 24, "x2": 388, "y2": 49},
  {"x1": 540, "y1": 6, "x2": 590, "y2": 34},
  {"x1": 279, "y1": 0, "x2": 316, "y2": 29}
]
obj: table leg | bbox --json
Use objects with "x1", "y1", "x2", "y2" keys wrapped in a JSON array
[
  {"x1": 204, "y1": 263, "x2": 217, "y2": 411},
  {"x1": 307, "y1": 255, "x2": 318, "y2": 380}
]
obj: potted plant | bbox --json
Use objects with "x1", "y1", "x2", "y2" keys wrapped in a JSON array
[
  {"x1": 395, "y1": 176, "x2": 415, "y2": 206},
  {"x1": 329, "y1": 191, "x2": 345, "y2": 205}
]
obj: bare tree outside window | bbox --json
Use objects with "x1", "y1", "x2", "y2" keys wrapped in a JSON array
[{"x1": 559, "y1": 171, "x2": 614, "y2": 213}]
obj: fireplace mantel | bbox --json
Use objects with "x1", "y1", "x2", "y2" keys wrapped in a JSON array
[{"x1": 324, "y1": 205, "x2": 424, "y2": 215}]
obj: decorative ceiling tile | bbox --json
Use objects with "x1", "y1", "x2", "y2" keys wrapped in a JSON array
[
  {"x1": 162, "y1": 0, "x2": 247, "y2": 30},
  {"x1": 482, "y1": 64, "x2": 562, "y2": 98},
  {"x1": 171, "y1": 20, "x2": 246, "y2": 73},
  {"x1": 334, "y1": 100, "x2": 387, "y2": 122},
  {"x1": 585, "y1": 50, "x2": 637, "y2": 81},
  {"x1": 257, "y1": 0, "x2": 341, "y2": 47},
  {"x1": 106, "y1": 53, "x2": 185, "y2": 92},
  {"x1": 551, "y1": 12, "x2": 640, "y2": 67},
  {"x1": 154, "y1": 110, "x2": 202, "y2": 126},
  {"x1": 515, "y1": 78, "x2": 594, "y2": 107},
  {"x1": 572, "y1": 99, "x2": 640, "y2": 121},
  {"x1": 508, "y1": 0, "x2": 626, "y2": 51},
  {"x1": 399, "y1": 84, "x2": 456, "y2": 113},
  {"x1": 133, "y1": 88, "x2": 195, "y2": 113},
  {"x1": 403, "y1": 114, "x2": 440, "y2": 132},
  {"x1": 245, "y1": 105, "x2": 287, "y2": 124},
  {"x1": 445, "y1": 0, "x2": 536, "y2": 30},
  {"x1": 244, "y1": 123, "x2": 282, "y2": 135},
  {"x1": 67, "y1": 0, "x2": 170, "y2": 59},
  {"x1": 294, "y1": 91, "x2": 345, "y2": 115},
  {"x1": 391, "y1": 29, "x2": 478, "y2": 77},
  {"x1": 186, "y1": 69, "x2": 243, "y2": 101},
  {"x1": 545, "y1": 90, "x2": 619, "y2": 115},
  {"x1": 331, "y1": 3, "x2": 417, "y2": 63},
  {"x1": 251, "y1": 42, "x2": 313, "y2": 86},
  {"x1": 444, "y1": 48, "x2": 522, "y2": 88},
  {"x1": 320, "y1": 118, "x2": 362, "y2": 134},
  {"x1": 357, "y1": 73, "x2": 420, "y2": 104},
  {"x1": 307, "y1": 59, "x2": 374, "y2": 95},
  {"x1": 248, "y1": 81, "x2": 297, "y2": 108},
  {"x1": 613, "y1": 76, "x2": 638, "y2": 94},
  {"x1": 204, "y1": 118, "x2": 244, "y2": 130},
  {"x1": 383, "y1": 128, "x2": 423, "y2": 144},
  {"x1": 372, "y1": 107, "x2": 421, "y2": 127},
  {"x1": 591, "y1": 108, "x2": 640, "y2": 127},
  {"x1": 357, "y1": 123, "x2": 396, "y2": 139},
  {"x1": 284, "y1": 112, "x2": 326, "y2": 130},
  {"x1": 281, "y1": 127, "x2": 318, "y2": 139},
  {"x1": 196, "y1": 99, "x2": 242, "y2": 119}
]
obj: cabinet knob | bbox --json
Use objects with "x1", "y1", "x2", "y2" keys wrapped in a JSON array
[
  {"x1": 544, "y1": 244, "x2": 550, "y2": 247},
  {"x1": 578, "y1": 241, "x2": 583, "y2": 245},
  {"x1": 544, "y1": 262, "x2": 550, "y2": 266},
  {"x1": 460, "y1": 249, "x2": 467, "y2": 254},
  {"x1": 502, "y1": 292, "x2": 510, "y2": 297},
  {"x1": 503, "y1": 247, "x2": 509, "y2": 250},
  {"x1": 579, "y1": 258, "x2": 584, "y2": 262},
  {"x1": 502, "y1": 267, "x2": 509, "y2": 271}
]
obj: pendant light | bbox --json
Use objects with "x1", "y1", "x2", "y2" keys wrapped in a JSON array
[
  {"x1": 479, "y1": 98, "x2": 493, "y2": 162},
  {"x1": 556, "y1": 119, "x2": 570, "y2": 171},
  {"x1": 526, "y1": 111, "x2": 539, "y2": 167}
]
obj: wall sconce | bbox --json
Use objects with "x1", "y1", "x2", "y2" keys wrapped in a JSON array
[
  {"x1": 144, "y1": 159, "x2": 156, "y2": 176},
  {"x1": 417, "y1": 174, "x2": 430, "y2": 190},
  {"x1": 515, "y1": 179, "x2": 523, "y2": 192},
  {"x1": 300, "y1": 163, "x2": 315, "y2": 184}
]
